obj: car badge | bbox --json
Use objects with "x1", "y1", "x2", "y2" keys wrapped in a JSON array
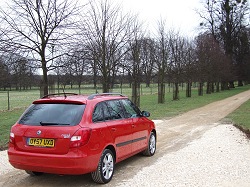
[
  {"x1": 37, "y1": 130, "x2": 42, "y2": 135},
  {"x1": 61, "y1": 134, "x2": 70, "y2": 138}
]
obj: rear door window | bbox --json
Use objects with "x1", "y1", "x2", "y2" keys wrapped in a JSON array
[
  {"x1": 19, "y1": 104, "x2": 85, "y2": 126},
  {"x1": 92, "y1": 102, "x2": 111, "y2": 122},
  {"x1": 106, "y1": 100, "x2": 125, "y2": 120},
  {"x1": 120, "y1": 99, "x2": 141, "y2": 118}
]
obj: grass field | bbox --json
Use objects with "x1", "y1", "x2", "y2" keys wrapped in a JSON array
[
  {"x1": 0, "y1": 84, "x2": 159, "y2": 111},
  {"x1": 0, "y1": 84, "x2": 250, "y2": 149},
  {"x1": 226, "y1": 99, "x2": 250, "y2": 131}
]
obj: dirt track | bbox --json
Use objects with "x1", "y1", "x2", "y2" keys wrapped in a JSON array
[{"x1": 0, "y1": 90, "x2": 250, "y2": 187}]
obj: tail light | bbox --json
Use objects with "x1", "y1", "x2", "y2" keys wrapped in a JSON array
[
  {"x1": 70, "y1": 128, "x2": 92, "y2": 148},
  {"x1": 9, "y1": 132, "x2": 15, "y2": 144}
]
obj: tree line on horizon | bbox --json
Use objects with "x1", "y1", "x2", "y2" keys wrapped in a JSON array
[{"x1": 0, "y1": 0, "x2": 249, "y2": 106}]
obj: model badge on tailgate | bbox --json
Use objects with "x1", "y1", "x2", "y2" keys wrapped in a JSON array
[{"x1": 61, "y1": 134, "x2": 70, "y2": 138}]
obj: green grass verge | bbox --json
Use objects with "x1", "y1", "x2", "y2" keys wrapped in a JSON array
[
  {"x1": 0, "y1": 109, "x2": 25, "y2": 149},
  {"x1": 0, "y1": 85, "x2": 250, "y2": 150},
  {"x1": 140, "y1": 85, "x2": 250, "y2": 119},
  {"x1": 226, "y1": 99, "x2": 250, "y2": 137}
]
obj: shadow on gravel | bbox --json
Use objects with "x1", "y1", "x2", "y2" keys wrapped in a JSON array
[
  {"x1": 0, "y1": 145, "x2": 7, "y2": 151},
  {"x1": 234, "y1": 124, "x2": 250, "y2": 139}
]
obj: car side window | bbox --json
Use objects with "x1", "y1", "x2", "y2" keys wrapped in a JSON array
[
  {"x1": 93, "y1": 102, "x2": 112, "y2": 123},
  {"x1": 92, "y1": 103, "x2": 104, "y2": 123},
  {"x1": 120, "y1": 99, "x2": 141, "y2": 118},
  {"x1": 106, "y1": 100, "x2": 125, "y2": 120},
  {"x1": 103, "y1": 102, "x2": 112, "y2": 121}
]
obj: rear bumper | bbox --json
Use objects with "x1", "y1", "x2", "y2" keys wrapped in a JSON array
[{"x1": 8, "y1": 147, "x2": 99, "y2": 175}]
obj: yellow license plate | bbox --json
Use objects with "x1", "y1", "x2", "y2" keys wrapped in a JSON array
[{"x1": 28, "y1": 138, "x2": 55, "y2": 147}]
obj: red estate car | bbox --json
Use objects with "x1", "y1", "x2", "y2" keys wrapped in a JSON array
[{"x1": 8, "y1": 93, "x2": 156, "y2": 184}]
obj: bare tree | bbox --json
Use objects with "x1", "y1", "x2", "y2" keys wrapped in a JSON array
[
  {"x1": 0, "y1": 57, "x2": 10, "y2": 90},
  {"x1": 234, "y1": 27, "x2": 250, "y2": 86},
  {"x1": 80, "y1": 0, "x2": 133, "y2": 93},
  {"x1": 183, "y1": 40, "x2": 196, "y2": 97},
  {"x1": 169, "y1": 31, "x2": 186, "y2": 100},
  {"x1": 155, "y1": 19, "x2": 169, "y2": 103},
  {"x1": 198, "y1": 0, "x2": 249, "y2": 88},
  {"x1": 67, "y1": 49, "x2": 91, "y2": 93},
  {"x1": 0, "y1": 0, "x2": 80, "y2": 96},
  {"x1": 10, "y1": 57, "x2": 30, "y2": 90},
  {"x1": 195, "y1": 33, "x2": 232, "y2": 94},
  {"x1": 140, "y1": 38, "x2": 156, "y2": 88},
  {"x1": 0, "y1": 52, "x2": 36, "y2": 90},
  {"x1": 125, "y1": 21, "x2": 144, "y2": 107}
]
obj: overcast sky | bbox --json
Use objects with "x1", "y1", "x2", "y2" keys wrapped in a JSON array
[
  {"x1": 0, "y1": 0, "x2": 204, "y2": 38},
  {"x1": 116, "y1": 0, "x2": 204, "y2": 38}
]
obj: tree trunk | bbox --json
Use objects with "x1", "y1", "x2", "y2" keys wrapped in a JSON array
[
  {"x1": 102, "y1": 72, "x2": 110, "y2": 93},
  {"x1": 41, "y1": 56, "x2": 48, "y2": 96},
  {"x1": 158, "y1": 68, "x2": 165, "y2": 104},
  {"x1": 57, "y1": 74, "x2": 60, "y2": 93},
  {"x1": 211, "y1": 82, "x2": 215, "y2": 93},
  {"x1": 221, "y1": 81, "x2": 229, "y2": 91},
  {"x1": 173, "y1": 82, "x2": 179, "y2": 100},
  {"x1": 206, "y1": 82, "x2": 212, "y2": 94},
  {"x1": 229, "y1": 81, "x2": 235, "y2": 88},
  {"x1": 158, "y1": 83, "x2": 165, "y2": 103},
  {"x1": 132, "y1": 81, "x2": 140, "y2": 107},
  {"x1": 145, "y1": 74, "x2": 151, "y2": 88},
  {"x1": 198, "y1": 82, "x2": 203, "y2": 96},
  {"x1": 216, "y1": 82, "x2": 220, "y2": 92},
  {"x1": 238, "y1": 80, "x2": 243, "y2": 87},
  {"x1": 186, "y1": 82, "x2": 191, "y2": 97},
  {"x1": 78, "y1": 83, "x2": 81, "y2": 94},
  {"x1": 102, "y1": 81, "x2": 109, "y2": 93}
]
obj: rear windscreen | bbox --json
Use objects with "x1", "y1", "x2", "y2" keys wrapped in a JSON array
[{"x1": 19, "y1": 103, "x2": 85, "y2": 126}]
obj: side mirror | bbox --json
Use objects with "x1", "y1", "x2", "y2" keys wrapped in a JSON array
[{"x1": 141, "y1": 111, "x2": 150, "y2": 117}]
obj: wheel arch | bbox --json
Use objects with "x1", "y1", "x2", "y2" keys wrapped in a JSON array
[
  {"x1": 105, "y1": 145, "x2": 116, "y2": 163},
  {"x1": 151, "y1": 129, "x2": 157, "y2": 140}
]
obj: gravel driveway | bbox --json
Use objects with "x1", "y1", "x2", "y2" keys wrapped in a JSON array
[
  {"x1": 0, "y1": 90, "x2": 250, "y2": 187},
  {"x1": 117, "y1": 124, "x2": 250, "y2": 187}
]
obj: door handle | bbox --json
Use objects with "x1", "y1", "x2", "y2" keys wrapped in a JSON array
[
  {"x1": 111, "y1": 128, "x2": 116, "y2": 132},
  {"x1": 132, "y1": 124, "x2": 135, "y2": 128}
]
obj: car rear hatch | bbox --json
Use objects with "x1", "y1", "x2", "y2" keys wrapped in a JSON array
[
  {"x1": 12, "y1": 101, "x2": 86, "y2": 154},
  {"x1": 13, "y1": 124, "x2": 82, "y2": 154}
]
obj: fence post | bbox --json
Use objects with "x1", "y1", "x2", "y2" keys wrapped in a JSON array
[
  {"x1": 120, "y1": 83, "x2": 123, "y2": 94},
  {"x1": 7, "y1": 91, "x2": 10, "y2": 110}
]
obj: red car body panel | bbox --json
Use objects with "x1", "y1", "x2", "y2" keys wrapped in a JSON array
[{"x1": 8, "y1": 94, "x2": 156, "y2": 175}]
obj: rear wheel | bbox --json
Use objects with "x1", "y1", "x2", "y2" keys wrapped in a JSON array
[
  {"x1": 142, "y1": 132, "x2": 156, "y2": 156},
  {"x1": 91, "y1": 149, "x2": 114, "y2": 184},
  {"x1": 25, "y1": 170, "x2": 43, "y2": 176}
]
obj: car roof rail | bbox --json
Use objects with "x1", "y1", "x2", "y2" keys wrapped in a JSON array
[
  {"x1": 42, "y1": 93, "x2": 78, "y2": 99},
  {"x1": 87, "y1": 93, "x2": 125, "y2": 100}
]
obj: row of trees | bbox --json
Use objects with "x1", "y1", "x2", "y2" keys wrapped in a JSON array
[
  {"x1": 198, "y1": 0, "x2": 250, "y2": 88},
  {"x1": 0, "y1": 54, "x2": 38, "y2": 90},
  {"x1": 0, "y1": 0, "x2": 249, "y2": 105}
]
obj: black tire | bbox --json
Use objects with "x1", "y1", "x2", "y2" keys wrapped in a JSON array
[
  {"x1": 142, "y1": 132, "x2": 156, "y2": 156},
  {"x1": 25, "y1": 170, "x2": 43, "y2": 176},
  {"x1": 91, "y1": 149, "x2": 115, "y2": 184}
]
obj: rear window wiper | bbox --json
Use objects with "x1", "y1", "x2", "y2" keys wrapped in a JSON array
[{"x1": 40, "y1": 122, "x2": 70, "y2": 126}]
